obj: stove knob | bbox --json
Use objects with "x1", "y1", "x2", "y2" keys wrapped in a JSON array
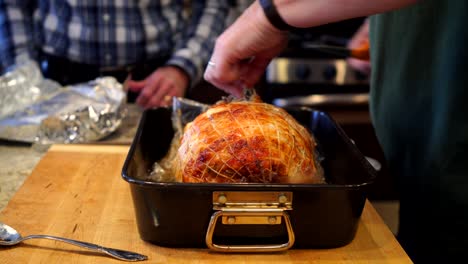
[
  {"x1": 323, "y1": 65, "x2": 337, "y2": 81},
  {"x1": 295, "y1": 64, "x2": 311, "y2": 80}
]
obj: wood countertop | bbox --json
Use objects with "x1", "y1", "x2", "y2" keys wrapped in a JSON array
[{"x1": 0, "y1": 144, "x2": 412, "y2": 263}]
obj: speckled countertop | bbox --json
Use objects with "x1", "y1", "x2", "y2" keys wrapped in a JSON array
[
  {"x1": 0, "y1": 144, "x2": 46, "y2": 211},
  {"x1": 0, "y1": 103, "x2": 142, "y2": 211}
]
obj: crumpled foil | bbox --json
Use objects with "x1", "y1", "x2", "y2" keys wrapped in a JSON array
[
  {"x1": 0, "y1": 61, "x2": 126, "y2": 144},
  {"x1": 0, "y1": 60, "x2": 60, "y2": 119}
]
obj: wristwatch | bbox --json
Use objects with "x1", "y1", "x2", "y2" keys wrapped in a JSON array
[{"x1": 258, "y1": 0, "x2": 298, "y2": 31}]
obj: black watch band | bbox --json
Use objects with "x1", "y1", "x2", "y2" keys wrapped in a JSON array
[{"x1": 258, "y1": 0, "x2": 298, "y2": 31}]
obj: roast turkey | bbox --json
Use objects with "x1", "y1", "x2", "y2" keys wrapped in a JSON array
[{"x1": 174, "y1": 96, "x2": 324, "y2": 184}]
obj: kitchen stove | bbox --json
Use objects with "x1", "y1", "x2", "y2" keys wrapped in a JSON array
[
  {"x1": 259, "y1": 18, "x2": 370, "y2": 102},
  {"x1": 266, "y1": 57, "x2": 369, "y2": 86},
  {"x1": 263, "y1": 55, "x2": 370, "y2": 103}
]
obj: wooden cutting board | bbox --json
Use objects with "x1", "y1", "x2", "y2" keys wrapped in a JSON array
[{"x1": 0, "y1": 144, "x2": 412, "y2": 263}]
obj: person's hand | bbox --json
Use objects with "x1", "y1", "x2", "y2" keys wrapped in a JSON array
[
  {"x1": 347, "y1": 19, "x2": 371, "y2": 75},
  {"x1": 204, "y1": 1, "x2": 289, "y2": 98},
  {"x1": 126, "y1": 66, "x2": 189, "y2": 109}
]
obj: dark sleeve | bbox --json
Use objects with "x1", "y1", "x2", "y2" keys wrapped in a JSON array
[
  {"x1": 165, "y1": 0, "x2": 230, "y2": 86},
  {"x1": 0, "y1": 0, "x2": 37, "y2": 71}
]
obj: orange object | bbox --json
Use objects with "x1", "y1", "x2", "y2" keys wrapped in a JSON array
[
  {"x1": 350, "y1": 40, "x2": 370, "y2": 60},
  {"x1": 304, "y1": 40, "x2": 370, "y2": 60}
]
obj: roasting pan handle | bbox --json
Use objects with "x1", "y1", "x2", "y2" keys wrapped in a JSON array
[{"x1": 205, "y1": 210, "x2": 295, "y2": 252}]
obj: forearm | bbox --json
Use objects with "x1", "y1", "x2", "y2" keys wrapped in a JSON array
[{"x1": 274, "y1": 0, "x2": 420, "y2": 28}]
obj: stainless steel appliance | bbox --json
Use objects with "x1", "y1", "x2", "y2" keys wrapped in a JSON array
[
  {"x1": 266, "y1": 57, "x2": 369, "y2": 86},
  {"x1": 259, "y1": 18, "x2": 368, "y2": 100}
]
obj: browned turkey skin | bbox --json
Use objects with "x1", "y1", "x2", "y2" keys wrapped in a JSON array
[{"x1": 175, "y1": 98, "x2": 324, "y2": 184}]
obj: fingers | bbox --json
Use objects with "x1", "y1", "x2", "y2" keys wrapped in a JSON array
[
  {"x1": 204, "y1": 53, "x2": 246, "y2": 98},
  {"x1": 203, "y1": 2, "x2": 288, "y2": 96},
  {"x1": 347, "y1": 20, "x2": 371, "y2": 75},
  {"x1": 204, "y1": 41, "x2": 268, "y2": 98},
  {"x1": 136, "y1": 82, "x2": 172, "y2": 109},
  {"x1": 203, "y1": 37, "x2": 244, "y2": 94},
  {"x1": 204, "y1": 63, "x2": 244, "y2": 98},
  {"x1": 238, "y1": 56, "x2": 272, "y2": 87},
  {"x1": 146, "y1": 79, "x2": 173, "y2": 108},
  {"x1": 206, "y1": 77, "x2": 245, "y2": 98},
  {"x1": 135, "y1": 72, "x2": 163, "y2": 108},
  {"x1": 134, "y1": 68, "x2": 187, "y2": 109},
  {"x1": 347, "y1": 20, "x2": 369, "y2": 50},
  {"x1": 126, "y1": 79, "x2": 147, "y2": 92},
  {"x1": 204, "y1": 53, "x2": 274, "y2": 98}
]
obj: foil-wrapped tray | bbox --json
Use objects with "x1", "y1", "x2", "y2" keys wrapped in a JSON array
[{"x1": 0, "y1": 61, "x2": 126, "y2": 144}]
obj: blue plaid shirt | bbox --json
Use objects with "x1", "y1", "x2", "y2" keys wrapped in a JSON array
[{"x1": 0, "y1": 0, "x2": 229, "y2": 83}]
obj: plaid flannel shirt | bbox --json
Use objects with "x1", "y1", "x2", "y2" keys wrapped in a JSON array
[{"x1": 0, "y1": 0, "x2": 229, "y2": 83}]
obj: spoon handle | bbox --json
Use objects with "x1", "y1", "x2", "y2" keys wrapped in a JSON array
[{"x1": 22, "y1": 235, "x2": 148, "y2": 261}]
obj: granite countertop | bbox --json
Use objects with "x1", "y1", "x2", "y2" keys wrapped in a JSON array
[
  {"x1": 0, "y1": 144, "x2": 46, "y2": 211},
  {"x1": 0, "y1": 103, "x2": 143, "y2": 211}
]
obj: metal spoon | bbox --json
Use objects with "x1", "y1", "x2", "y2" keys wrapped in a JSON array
[{"x1": 0, "y1": 222, "x2": 147, "y2": 261}]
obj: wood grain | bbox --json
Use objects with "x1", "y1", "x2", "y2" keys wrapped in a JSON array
[{"x1": 0, "y1": 144, "x2": 412, "y2": 263}]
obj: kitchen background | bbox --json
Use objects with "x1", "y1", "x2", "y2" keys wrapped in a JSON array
[{"x1": 0, "y1": 0, "x2": 399, "y2": 235}]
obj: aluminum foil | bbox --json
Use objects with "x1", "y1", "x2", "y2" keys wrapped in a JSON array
[
  {"x1": 0, "y1": 61, "x2": 60, "y2": 119},
  {"x1": 0, "y1": 61, "x2": 126, "y2": 144}
]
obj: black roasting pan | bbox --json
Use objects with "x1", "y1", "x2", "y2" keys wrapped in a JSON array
[{"x1": 121, "y1": 107, "x2": 376, "y2": 251}]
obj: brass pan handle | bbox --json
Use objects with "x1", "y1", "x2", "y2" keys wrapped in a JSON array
[{"x1": 205, "y1": 210, "x2": 295, "y2": 252}]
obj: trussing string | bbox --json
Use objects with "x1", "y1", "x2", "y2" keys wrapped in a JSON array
[
  {"x1": 205, "y1": 107, "x2": 254, "y2": 180},
  {"x1": 246, "y1": 102, "x2": 273, "y2": 182},
  {"x1": 225, "y1": 102, "x2": 264, "y2": 180},
  {"x1": 185, "y1": 100, "x2": 315, "y2": 182}
]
